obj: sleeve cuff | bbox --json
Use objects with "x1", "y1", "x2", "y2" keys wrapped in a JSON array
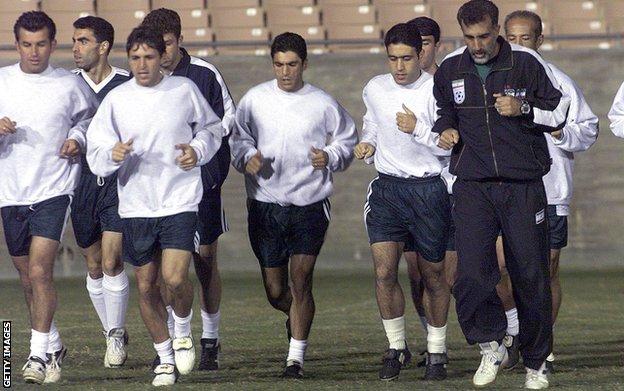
[
  {"x1": 191, "y1": 145, "x2": 204, "y2": 166},
  {"x1": 323, "y1": 147, "x2": 339, "y2": 171},
  {"x1": 243, "y1": 148, "x2": 259, "y2": 166},
  {"x1": 67, "y1": 131, "x2": 86, "y2": 150},
  {"x1": 550, "y1": 129, "x2": 568, "y2": 145}
]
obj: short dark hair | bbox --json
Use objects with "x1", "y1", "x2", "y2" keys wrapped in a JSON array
[
  {"x1": 504, "y1": 10, "x2": 543, "y2": 37},
  {"x1": 73, "y1": 16, "x2": 115, "y2": 53},
  {"x1": 14, "y1": 11, "x2": 56, "y2": 42},
  {"x1": 384, "y1": 23, "x2": 423, "y2": 54},
  {"x1": 142, "y1": 8, "x2": 182, "y2": 39},
  {"x1": 457, "y1": 0, "x2": 499, "y2": 27},
  {"x1": 407, "y1": 17, "x2": 441, "y2": 43},
  {"x1": 126, "y1": 26, "x2": 165, "y2": 55},
  {"x1": 271, "y1": 32, "x2": 307, "y2": 62}
]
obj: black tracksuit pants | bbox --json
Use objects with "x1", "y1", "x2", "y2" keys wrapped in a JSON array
[{"x1": 452, "y1": 179, "x2": 552, "y2": 370}]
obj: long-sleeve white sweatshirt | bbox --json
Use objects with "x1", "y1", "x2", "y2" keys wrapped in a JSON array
[
  {"x1": 543, "y1": 63, "x2": 598, "y2": 212},
  {"x1": 360, "y1": 72, "x2": 450, "y2": 179},
  {"x1": 86, "y1": 75, "x2": 224, "y2": 218},
  {"x1": 608, "y1": 81, "x2": 624, "y2": 139},
  {"x1": 0, "y1": 64, "x2": 98, "y2": 207},
  {"x1": 230, "y1": 79, "x2": 358, "y2": 206}
]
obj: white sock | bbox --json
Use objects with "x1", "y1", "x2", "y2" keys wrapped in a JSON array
[
  {"x1": 505, "y1": 308, "x2": 519, "y2": 336},
  {"x1": 382, "y1": 316, "x2": 406, "y2": 350},
  {"x1": 153, "y1": 339, "x2": 175, "y2": 365},
  {"x1": 172, "y1": 309, "x2": 193, "y2": 338},
  {"x1": 426, "y1": 324, "x2": 447, "y2": 354},
  {"x1": 86, "y1": 274, "x2": 108, "y2": 332},
  {"x1": 47, "y1": 321, "x2": 62, "y2": 354},
  {"x1": 102, "y1": 270, "x2": 130, "y2": 331},
  {"x1": 201, "y1": 309, "x2": 220, "y2": 340},
  {"x1": 29, "y1": 329, "x2": 49, "y2": 360},
  {"x1": 419, "y1": 315, "x2": 428, "y2": 334},
  {"x1": 166, "y1": 306, "x2": 175, "y2": 338},
  {"x1": 286, "y1": 338, "x2": 308, "y2": 366}
]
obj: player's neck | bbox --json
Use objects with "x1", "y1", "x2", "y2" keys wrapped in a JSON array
[
  {"x1": 164, "y1": 49, "x2": 183, "y2": 75},
  {"x1": 86, "y1": 62, "x2": 112, "y2": 85},
  {"x1": 425, "y1": 63, "x2": 438, "y2": 75}
]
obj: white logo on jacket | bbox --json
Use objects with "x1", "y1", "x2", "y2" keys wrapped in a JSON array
[
  {"x1": 452, "y1": 79, "x2": 465, "y2": 104},
  {"x1": 535, "y1": 208, "x2": 545, "y2": 224}
]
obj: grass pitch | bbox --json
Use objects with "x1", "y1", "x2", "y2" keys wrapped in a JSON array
[{"x1": 1, "y1": 268, "x2": 623, "y2": 390}]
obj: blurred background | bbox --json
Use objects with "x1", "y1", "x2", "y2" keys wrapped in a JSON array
[{"x1": 1, "y1": 0, "x2": 624, "y2": 278}]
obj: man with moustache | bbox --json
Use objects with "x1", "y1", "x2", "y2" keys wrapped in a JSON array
[{"x1": 433, "y1": 0, "x2": 570, "y2": 388}]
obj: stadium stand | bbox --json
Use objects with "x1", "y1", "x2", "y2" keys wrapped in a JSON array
[{"x1": 0, "y1": 0, "x2": 622, "y2": 54}]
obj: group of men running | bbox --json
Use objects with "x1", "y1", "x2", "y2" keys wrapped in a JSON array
[{"x1": 3, "y1": 0, "x2": 619, "y2": 389}]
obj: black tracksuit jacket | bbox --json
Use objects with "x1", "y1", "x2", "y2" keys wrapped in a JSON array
[{"x1": 432, "y1": 37, "x2": 570, "y2": 181}]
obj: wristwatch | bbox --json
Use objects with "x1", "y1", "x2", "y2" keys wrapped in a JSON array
[{"x1": 520, "y1": 100, "x2": 531, "y2": 115}]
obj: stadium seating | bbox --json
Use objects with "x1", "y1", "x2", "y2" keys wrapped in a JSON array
[
  {"x1": 0, "y1": 0, "x2": 38, "y2": 12},
  {"x1": 0, "y1": 0, "x2": 622, "y2": 53}
]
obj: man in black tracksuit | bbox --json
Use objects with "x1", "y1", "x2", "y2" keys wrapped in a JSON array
[{"x1": 432, "y1": 1, "x2": 570, "y2": 388}]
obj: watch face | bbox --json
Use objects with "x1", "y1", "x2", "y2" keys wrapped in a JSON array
[{"x1": 521, "y1": 102, "x2": 531, "y2": 114}]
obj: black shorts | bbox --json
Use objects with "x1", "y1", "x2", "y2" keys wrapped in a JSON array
[
  {"x1": 71, "y1": 165, "x2": 122, "y2": 248},
  {"x1": 365, "y1": 174, "x2": 450, "y2": 263},
  {"x1": 196, "y1": 187, "x2": 228, "y2": 247},
  {"x1": 1, "y1": 195, "x2": 71, "y2": 257},
  {"x1": 547, "y1": 205, "x2": 568, "y2": 250},
  {"x1": 247, "y1": 198, "x2": 330, "y2": 268},
  {"x1": 405, "y1": 194, "x2": 455, "y2": 253},
  {"x1": 122, "y1": 212, "x2": 198, "y2": 267}
]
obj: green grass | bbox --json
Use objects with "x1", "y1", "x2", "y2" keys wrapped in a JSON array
[{"x1": 1, "y1": 269, "x2": 623, "y2": 390}]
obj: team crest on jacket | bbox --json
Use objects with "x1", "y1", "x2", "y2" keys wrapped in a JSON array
[{"x1": 452, "y1": 79, "x2": 465, "y2": 104}]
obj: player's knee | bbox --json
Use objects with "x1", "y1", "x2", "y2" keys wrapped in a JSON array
[
  {"x1": 290, "y1": 279, "x2": 312, "y2": 301},
  {"x1": 375, "y1": 268, "x2": 398, "y2": 288},
  {"x1": 163, "y1": 274, "x2": 187, "y2": 293},
  {"x1": 265, "y1": 284, "x2": 286, "y2": 304},
  {"x1": 101, "y1": 257, "x2": 121, "y2": 275},
  {"x1": 422, "y1": 268, "x2": 446, "y2": 293},
  {"x1": 136, "y1": 280, "x2": 157, "y2": 300},
  {"x1": 29, "y1": 264, "x2": 52, "y2": 285}
]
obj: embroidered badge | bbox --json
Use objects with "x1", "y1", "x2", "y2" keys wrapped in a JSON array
[{"x1": 452, "y1": 79, "x2": 465, "y2": 104}]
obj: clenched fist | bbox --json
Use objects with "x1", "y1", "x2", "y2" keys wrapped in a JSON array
[
  {"x1": 438, "y1": 129, "x2": 460, "y2": 150},
  {"x1": 354, "y1": 142, "x2": 375, "y2": 160},
  {"x1": 246, "y1": 150, "x2": 264, "y2": 175}
]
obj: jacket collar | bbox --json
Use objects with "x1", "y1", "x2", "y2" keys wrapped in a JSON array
[
  {"x1": 457, "y1": 36, "x2": 513, "y2": 74},
  {"x1": 172, "y1": 47, "x2": 191, "y2": 77}
]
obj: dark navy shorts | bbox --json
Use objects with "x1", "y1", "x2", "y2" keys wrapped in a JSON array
[
  {"x1": 196, "y1": 187, "x2": 228, "y2": 247},
  {"x1": 405, "y1": 194, "x2": 455, "y2": 253},
  {"x1": 365, "y1": 174, "x2": 450, "y2": 263},
  {"x1": 1, "y1": 195, "x2": 71, "y2": 257},
  {"x1": 547, "y1": 205, "x2": 568, "y2": 250},
  {"x1": 71, "y1": 162, "x2": 122, "y2": 248},
  {"x1": 247, "y1": 198, "x2": 330, "y2": 268},
  {"x1": 122, "y1": 212, "x2": 198, "y2": 267}
]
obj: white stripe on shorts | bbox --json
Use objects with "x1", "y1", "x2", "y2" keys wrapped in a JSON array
[
  {"x1": 322, "y1": 199, "x2": 331, "y2": 221},
  {"x1": 59, "y1": 195, "x2": 73, "y2": 243}
]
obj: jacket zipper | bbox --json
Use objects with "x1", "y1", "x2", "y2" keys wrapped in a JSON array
[{"x1": 482, "y1": 83, "x2": 500, "y2": 177}]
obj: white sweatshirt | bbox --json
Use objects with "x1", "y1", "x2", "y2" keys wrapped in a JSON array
[
  {"x1": 360, "y1": 72, "x2": 450, "y2": 179},
  {"x1": 0, "y1": 64, "x2": 97, "y2": 207},
  {"x1": 86, "y1": 75, "x2": 224, "y2": 218},
  {"x1": 230, "y1": 80, "x2": 358, "y2": 206},
  {"x1": 608, "y1": 81, "x2": 624, "y2": 139},
  {"x1": 543, "y1": 63, "x2": 598, "y2": 213}
]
